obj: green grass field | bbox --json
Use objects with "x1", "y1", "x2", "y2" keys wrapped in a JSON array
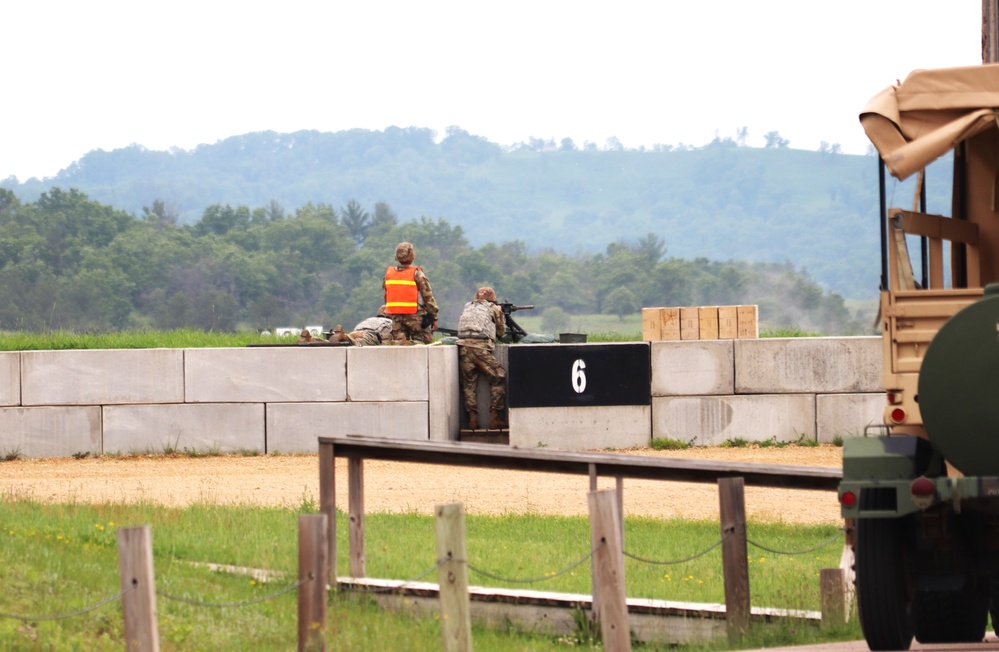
[{"x1": 0, "y1": 495, "x2": 862, "y2": 650}]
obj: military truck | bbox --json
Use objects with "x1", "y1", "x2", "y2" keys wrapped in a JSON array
[{"x1": 839, "y1": 64, "x2": 999, "y2": 650}]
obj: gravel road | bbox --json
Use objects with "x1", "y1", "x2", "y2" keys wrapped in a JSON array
[{"x1": 0, "y1": 445, "x2": 843, "y2": 524}]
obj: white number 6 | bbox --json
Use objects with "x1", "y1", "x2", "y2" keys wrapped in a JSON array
[{"x1": 571, "y1": 359, "x2": 587, "y2": 394}]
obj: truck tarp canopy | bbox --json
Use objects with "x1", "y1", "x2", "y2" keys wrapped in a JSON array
[{"x1": 860, "y1": 64, "x2": 999, "y2": 180}]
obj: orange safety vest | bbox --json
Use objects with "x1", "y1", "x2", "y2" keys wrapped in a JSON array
[{"x1": 384, "y1": 266, "x2": 421, "y2": 314}]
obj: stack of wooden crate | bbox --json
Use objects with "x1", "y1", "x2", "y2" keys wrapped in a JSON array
[{"x1": 641, "y1": 305, "x2": 759, "y2": 341}]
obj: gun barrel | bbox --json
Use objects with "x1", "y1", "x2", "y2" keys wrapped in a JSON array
[{"x1": 509, "y1": 304, "x2": 534, "y2": 311}]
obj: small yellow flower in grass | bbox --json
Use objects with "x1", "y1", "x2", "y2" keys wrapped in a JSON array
[
  {"x1": 698, "y1": 580, "x2": 703, "y2": 585},
  {"x1": 108, "y1": 521, "x2": 115, "y2": 527},
  {"x1": 758, "y1": 557, "x2": 765, "y2": 563}
]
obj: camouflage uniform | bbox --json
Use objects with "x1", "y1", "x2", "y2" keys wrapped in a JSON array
[
  {"x1": 457, "y1": 289, "x2": 507, "y2": 427},
  {"x1": 386, "y1": 268, "x2": 437, "y2": 344},
  {"x1": 384, "y1": 242, "x2": 439, "y2": 345},
  {"x1": 347, "y1": 315, "x2": 393, "y2": 347}
]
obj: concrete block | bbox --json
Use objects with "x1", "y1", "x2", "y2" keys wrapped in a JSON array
[
  {"x1": 103, "y1": 403, "x2": 264, "y2": 454},
  {"x1": 185, "y1": 347, "x2": 346, "y2": 403},
  {"x1": 0, "y1": 406, "x2": 102, "y2": 458},
  {"x1": 508, "y1": 405, "x2": 651, "y2": 451},
  {"x1": 429, "y1": 345, "x2": 460, "y2": 441},
  {"x1": 734, "y1": 337, "x2": 881, "y2": 394},
  {"x1": 651, "y1": 340, "x2": 734, "y2": 396},
  {"x1": 816, "y1": 393, "x2": 887, "y2": 442},
  {"x1": 0, "y1": 352, "x2": 18, "y2": 406},
  {"x1": 21, "y1": 349, "x2": 184, "y2": 406},
  {"x1": 653, "y1": 394, "x2": 815, "y2": 446},
  {"x1": 347, "y1": 346, "x2": 429, "y2": 401},
  {"x1": 266, "y1": 402, "x2": 429, "y2": 452}
]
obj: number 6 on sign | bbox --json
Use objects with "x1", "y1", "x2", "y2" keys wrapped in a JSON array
[{"x1": 571, "y1": 359, "x2": 587, "y2": 394}]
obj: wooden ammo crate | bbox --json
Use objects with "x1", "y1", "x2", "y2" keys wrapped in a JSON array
[
  {"x1": 718, "y1": 306, "x2": 738, "y2": 339},
  {"x1": 660, "y1": 307, "x2": 680, "y2": 340},
  {"x1": 680, "y1": 307, "x2": 700, "y2": 340},
  {"x1": 643, "y1": 307, "x2": 681, "y2": 341},
  {"x1": 737, "y1": 305, "x2": 759, "y2": 338},
  {"x1": 698, "y1": 306, "x2": 719, "y2": 340},
  {"x1": 642, "y1": 304, "x2": 756, "y2": 340},
  {"x1": 641, "y1": 307, "x2": 661, "y2": 341}
]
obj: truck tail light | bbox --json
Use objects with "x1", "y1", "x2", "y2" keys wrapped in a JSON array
[
  {"x1": 840, "y1": 491, "x2": 857, "y2": 508},
  {"x1": 889, "y1": 408, "x2": 906, "y2": 424},
  {"x1": 911, "y1": 477, "x2": 935, "y2": 497},
  {"x1": 886, "y1": 391, "x2": 902, "y2": 405}
]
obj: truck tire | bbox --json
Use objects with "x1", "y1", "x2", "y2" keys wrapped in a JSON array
[
  {"x1": 914, "y1": 582, "x2": 987, "y2": 644},
  {"x1": 856, "y1": 491, "x2": 914, "y2": 651}
]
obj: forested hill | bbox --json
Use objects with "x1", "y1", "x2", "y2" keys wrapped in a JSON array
[{"x1": 1, "y1": 127, "x2": 945, "y2": 299}]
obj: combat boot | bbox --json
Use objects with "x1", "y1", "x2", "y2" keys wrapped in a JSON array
[
  {"x1": 489, "y1": 410, "x2": 508, "y2": 430},
  {"x1": 466, "y1": 411, "x2": 479, "y2": 430},
  {"x1": 327, "y1": 325, "x2": 348, "y2": 342}
]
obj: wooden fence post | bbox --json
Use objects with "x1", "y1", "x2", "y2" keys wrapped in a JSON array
[
  {"x1": 718, "y1": 477, "x2": 750, "y2": 642},
  {"x1": 435, "y1": 502, "x2": 473, "y2": 652},
  {"x1": 589, "y1": 463, "x2": 600, "y2": 622},
  {"x1": 820, "y1": 568, "x2": 847, "y2": 627},
  {"x1": 298, "y1": 513, "x2": 328, "y2": 652},
  {"x1": 318, "y1": 441, "x2": 336, "y2": 584},
  {"x1": 117, "y1": 525, "x2": 160, "y2": 652},
  {"x1": 348, "y1": 457, "x2": 365, "y2": 578},
  {"x1": 588, "y1": 489, "x2": 631, "y2": 651}
]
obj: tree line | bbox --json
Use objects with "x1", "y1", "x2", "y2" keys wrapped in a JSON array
[
  {"x1": 0, "y1": 187, "x2": 868, "y2": 335},
  {"x1": 5, "y1": 126, "x2": 949, "y2": 302}
]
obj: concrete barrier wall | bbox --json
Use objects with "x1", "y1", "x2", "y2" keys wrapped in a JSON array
[
  {"x1": 0, "y1": 337, "x2": 883, "y2": 457},
  {"x1": 646, "y1": 337, "x2": 883, "y2": 448}
]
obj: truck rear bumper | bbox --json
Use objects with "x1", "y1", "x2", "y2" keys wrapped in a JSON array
[{"x1": 840, "y1": 475, "x2": 999, "y2": 518}]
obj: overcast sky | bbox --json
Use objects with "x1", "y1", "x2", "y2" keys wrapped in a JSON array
[{"x1": 1, "y1": 1, "x2": 984, "y2": 181}]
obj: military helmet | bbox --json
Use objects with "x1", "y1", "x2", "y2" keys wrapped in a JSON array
[
  {"x1": 475, "y1": 287, "x2": 497, "y2": 302},
  {"x1": 395, "y1": 242, "x2": 415, "y2": 265}
]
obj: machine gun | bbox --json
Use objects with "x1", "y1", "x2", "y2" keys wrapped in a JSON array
[
  {"x1": 497, "y1": 302, "x2": 533, "y2": 343},
  {"x1": 438, "y1": 301, "x2": 535, "y2": 343}
]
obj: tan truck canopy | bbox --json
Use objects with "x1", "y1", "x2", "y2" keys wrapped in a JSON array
[{"x1": 860, "y1": 64, "x2": 999, "y2": 180}]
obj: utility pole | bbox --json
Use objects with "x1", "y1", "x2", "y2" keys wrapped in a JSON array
[{"x1": 984, "y1": 0, "x2": 999, "y2": 63}]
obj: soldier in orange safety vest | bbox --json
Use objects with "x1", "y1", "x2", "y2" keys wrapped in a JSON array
[{"x1": 383, "y1": 242, "x2": 439, "y2": 344}]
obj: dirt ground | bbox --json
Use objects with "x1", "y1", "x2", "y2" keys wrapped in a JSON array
[{"x1": 0, "y1": 445, "x2": 844, "y2": 525}]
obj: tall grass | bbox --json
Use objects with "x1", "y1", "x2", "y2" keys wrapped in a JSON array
[{"x1": 0, "y1": 498, "x2": 860, "y2": 650}]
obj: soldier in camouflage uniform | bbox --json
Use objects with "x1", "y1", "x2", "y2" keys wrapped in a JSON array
[
  {"x1": 383, "y1": 242, "x2": 439, "y2": 345},
  {"x1": 456, "y1": 287, "x2": 507, "y2": 430},
  {"x1": 345, "y1": 307, "x2": 393, "y2": 346}
]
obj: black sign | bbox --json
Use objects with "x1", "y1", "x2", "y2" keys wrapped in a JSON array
[{"x1": 507, "y1": 343, "x2": 651, "y2": 408}]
